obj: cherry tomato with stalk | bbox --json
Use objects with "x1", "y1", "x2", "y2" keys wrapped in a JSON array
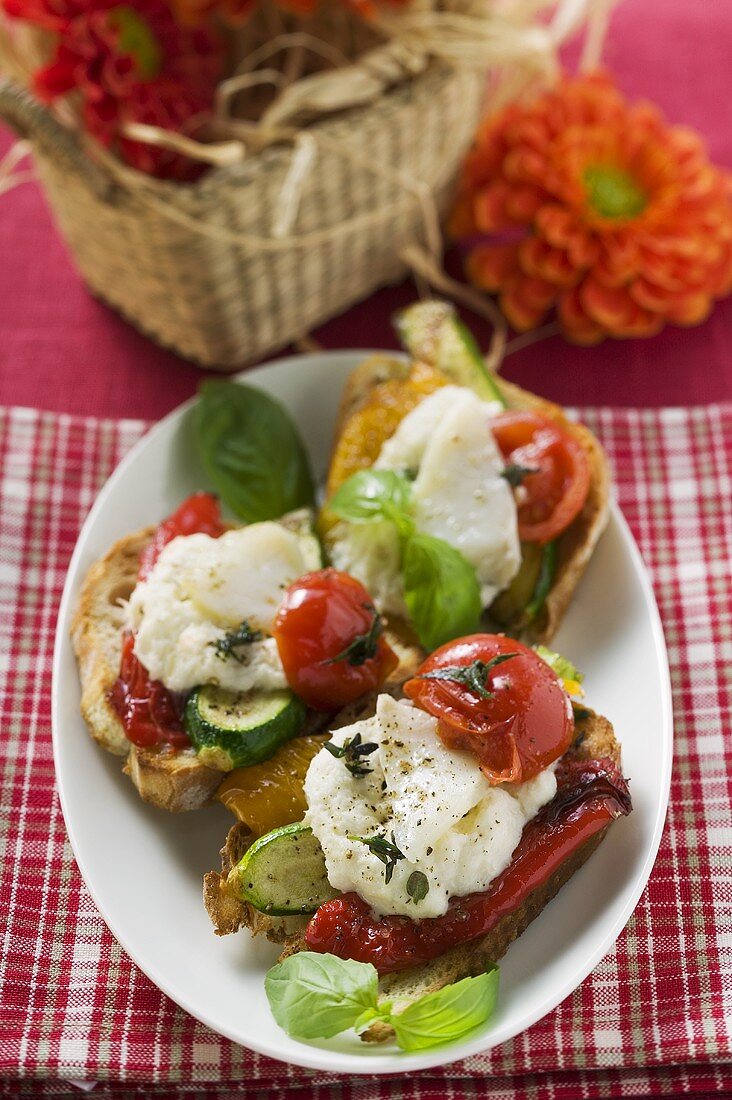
[
  {"x1": 404, "y1": 633, "x2": 573, "y2": 784},
  {"x1": 274, "y1": 569, "x2": 398, "y2": 711},
  {"x1": 492, "y1": 412, "x2": 590, "y2": 544}
]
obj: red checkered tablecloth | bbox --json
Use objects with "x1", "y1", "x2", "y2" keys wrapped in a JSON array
[{"x1": 1, "y1": 402, "x2": 731, "y2": 1098}]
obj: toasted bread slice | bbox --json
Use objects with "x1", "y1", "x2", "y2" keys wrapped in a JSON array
[
  {"x1": 360, "y1": 706, "x2": 620, "y2": 1042},
  {"x1": 323, "y1": 355, "x2": 610, "y2": 644},
  {"x1": 71, "y1": 526, "x2": 223, "y2": 812},
  {"x1": 71, "y1": 522, "x2": 422, "y2": 814},
  {"x1": 204, "y1": 707, "x2": 624, "y2": 1043}
]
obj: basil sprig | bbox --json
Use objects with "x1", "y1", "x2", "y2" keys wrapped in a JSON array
[
  {"x1": 194, "y1": 380, "x2": 315, "y2": 523},
  {"x1": 348, "y1": 833, "x2": 405, "y2": 884},
  {"x1": 265, "y1": 952, "x2": 499, "y2": 1051},
  {"x1": 324, "y1": 732, "x2": 378, "y2": 779},
  {"x1": 420, "y1": 653, "x2": 518, "y2": 700},
  {"x1": 329, "y1": 470, "x2": 482, "y2": 650},
  {"x1": 209, "y1": 619, "x2": 263, "y2": 663},
  {"x1": 329, "y1": 469, "x2": 411, "y2": 527}
]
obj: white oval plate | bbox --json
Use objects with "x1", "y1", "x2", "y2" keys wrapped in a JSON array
[{"x1": 53, "y1": 352, "x2": 672, "y2": 1075}]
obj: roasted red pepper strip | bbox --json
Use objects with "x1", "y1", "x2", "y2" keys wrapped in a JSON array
[
  {"x1": 110, "y1": 493, "x2": 225, "y2": 749},
  {"x1": 305, "y1": 756, "x2": 632, "y2": 973},
  {"x1": 138, "y1": 491, "x2": 225, "y2": 581},
  {"x1": 109, "y1": 632, "x2": 189, "y2": 750}
]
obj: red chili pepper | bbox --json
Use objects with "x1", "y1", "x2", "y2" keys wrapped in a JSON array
[{"x1": 305, "y1": 756, "x2": 632, "y2": 973}]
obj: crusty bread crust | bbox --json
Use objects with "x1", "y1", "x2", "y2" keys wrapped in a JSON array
[
  {"x1": 324, "y1": 355, "x2": 610, "y2": 644},
  {"x1": 204, "y1": 708, "x2": 625, "y2": 1042},
  {"x1": 71, "y1": 527, "x2": 222, "y2": 812},
  {"x1": 204, "y1": 821, "x2": 309, "y2": 940},
  {"x1": 72, "y1": 528, "x2": 153, "y2": 757}
]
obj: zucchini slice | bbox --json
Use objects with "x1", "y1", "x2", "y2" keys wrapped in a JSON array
[
  {"x1": 394, "y1": 300, "x2": 506, "y2": 407},
  {"x1": 228, "y1": 821, "x2": 338, "y2": 915},
  {"x1": 184, "y1": 686, "x2": 306, "y2": 772}
]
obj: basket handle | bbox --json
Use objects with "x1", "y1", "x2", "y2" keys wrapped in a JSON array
[{"x1": 0, "y1": 78, "x2": 114, "y2": 199}]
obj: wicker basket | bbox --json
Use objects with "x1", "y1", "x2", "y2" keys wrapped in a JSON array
[
  {"x1": 1, "y1": 0, "x2": 601, "y2": 369},
  {"x1": 0, "y1": 59, "x2": 485, "y2": 367}
]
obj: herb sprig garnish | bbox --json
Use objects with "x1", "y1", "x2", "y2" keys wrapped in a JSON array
[
  {"x1": 349, "y1": 833, "x2": 405, "y2": 884},
  {"x1": 420, "y1": 653, "x2": 518, "y2": 700},
  {"x1": 501, "y1": 462, "x2": 540, "y2": 487},
  {"x1": 324, "y1": 732, "x2": 379, "y2": 778},
  {"x1": 325, "y1": 605, "x2": 383, "y2": 667},
  {"x1": 406, "y1": 870, "x2": 429, "y2": 904},
  {"x1": 210, "y1": 620, "x2": 263, "y2": 664}
]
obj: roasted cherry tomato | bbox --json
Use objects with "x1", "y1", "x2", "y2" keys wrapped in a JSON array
[
  {"x1": 109, "y1": 632, "x2": 189, "y2": 750},
  {"x1": 138, "y1": 491, "x2": 224, "y2": 580},
  {"x1": 404, "y1": 633, "x2": 573, "y2": 785},
  {"x1": 492, "y1": 411, "x2": 590, "y2": 543},
  {"x1": 273, "y1": 569, "x2": 398, "y2": 711}
]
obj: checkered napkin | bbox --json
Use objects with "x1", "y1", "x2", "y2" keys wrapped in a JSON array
[{"x1": 1, "y1": 403, "x2": 731, "y2": 1100}]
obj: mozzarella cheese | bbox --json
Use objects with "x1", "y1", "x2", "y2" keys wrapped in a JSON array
[
  {"x1": 328, "y1": 385, "x2": 521, "y2": 616},
  {"x1": 127, "y1": 522, "x2": 314, "y2": 693},
  {"x1": 304, "y1": 694, "x2": 557, "y2": 918}
]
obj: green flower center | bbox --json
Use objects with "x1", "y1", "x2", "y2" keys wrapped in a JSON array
[
  {"x1": 583, "y1": 165, "x2": 648, "y2": 220},
  {"x1": 109, "y1": 6, "x2": 162, "y2": 81}
]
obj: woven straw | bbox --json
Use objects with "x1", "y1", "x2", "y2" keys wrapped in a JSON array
[{"x1": 0, "y1": 3, "x2": 605, "y2": 368}]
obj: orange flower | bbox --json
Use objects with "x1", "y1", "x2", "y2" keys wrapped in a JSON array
[{"x1": 450, "y1": 73, "x2": 732, "y2": 344}]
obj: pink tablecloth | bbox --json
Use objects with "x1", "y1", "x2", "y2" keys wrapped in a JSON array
[{"x1": 1, "y1": 0, "x2": 732, "y2": 417}]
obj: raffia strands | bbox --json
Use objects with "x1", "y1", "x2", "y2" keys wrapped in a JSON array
[{"x1": 0, "y1": 1, "x2": 615, "y2": 367}]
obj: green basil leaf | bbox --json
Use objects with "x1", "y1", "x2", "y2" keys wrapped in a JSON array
[
  {"x1": 264, "y1": 952, "x2": 381, "y2": 1040},
  {"x1": 402, "y1": 532, "x2": 482, "y2": 651},
  {"x1": 194, "y1": 380, "x2": 314, "y2": 523},
  {"x1": 533, "y1": 644, "x2": 584, "y2": 685},
  {"x1": 390, "y1": 968, "x2": 500, "y2": 1051},
  {"x1": 329, "y1": 469, "x2": 412, "y2": 525}
]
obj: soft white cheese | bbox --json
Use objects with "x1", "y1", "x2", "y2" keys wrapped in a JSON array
[
  {"x1": 328, "y1": 385, "x2": 521, "y2": 617},
  {"x1": 304, "y1": 694, "x2": 557, "y2": 918},
  {"x1": 127, "y1": 522, "x2": 310, "y2": 693}
]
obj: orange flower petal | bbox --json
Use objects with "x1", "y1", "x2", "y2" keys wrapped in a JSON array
[
  {"x1": 666, "y1": 294, "x2": 713, "y2": 326},
  {"x1": 500, "y1": 282, "x2": 548, "y2": 331},
  {"x1": 629, "y1": 278, "x2": 690, "y2": 313},
  {"x1": 518, "y1": 236, "x2": 578, "y2": 288},
  {"x1": 558, "y1": 288, "x2": 605, "y2": 345},
  {"x1": 502, "y1": 147, "x2": 547, "y2": 186},
  {"x1": 466, "y1": 243, "x2": 521, "y2": 292},
  {"x1": 504, "y1": 185, "x2": 544, "y2": 223},
  {"x1": 512, "y1": 274, "x2": 557, "y2": 312},
  {"x1": 580, "y1": 276, "x2": 637, "y2": 329},
  {"x1": 474, "y1": 182, "x2": 516, "y2": 232},
  {"x1": 447, "y1": 194, "x2": 476, "y2": 238},
  {"x1": 637, "y1": 247, "x2": 687, "y2": 290},
  {"x1": 613, "y1": 302, "x2": 665, "y2": 338}
]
